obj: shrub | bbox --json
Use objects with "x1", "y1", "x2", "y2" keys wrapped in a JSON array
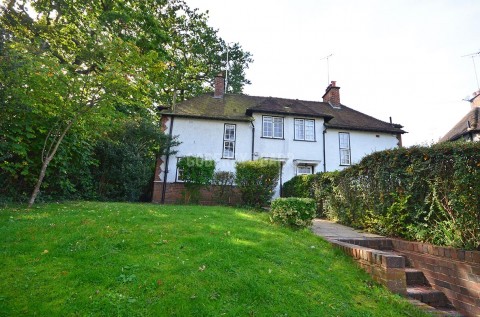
[
  {"x1": 235, "y1": 159, "x2": 280, "y2": 208},
  {"x1": 211, "y1": 171, "x2": 235, "y2": 205},
  {"x1": 177, "y1": 156, "x2": 215, "y2": 203},
  {"x1": 282, "y1": 174, "x2": 315, "y2": 198},
  {"x1": 282, "y1": 172, "x2": 339, "y2": 217},
  {"x1": 284, "y1": 142, "x2": 480, "y2": 250},
  {"x1": 271, "y1": 197, "x2": 317, "y2": 228}
]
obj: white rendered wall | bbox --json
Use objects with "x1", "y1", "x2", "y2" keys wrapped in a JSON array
[
  {"x1": 165, "y1": 117, "x2": 252, "y2": 183},
  {"x1": 161, "y1": 115, "x2": 400, "y2": 197},
  {"x1": 251, "y1": 114, "x2": 325, "y2": 196},
  {"x1": 324, "y1": 129, "x2": 400, "y2": 171}
]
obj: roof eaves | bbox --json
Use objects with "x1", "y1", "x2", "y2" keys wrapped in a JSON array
[
  {"x1": 161, "y1": 113, "x2": 252, "y2": 122},
  {"x1": 325, "y1": 124, "x2": 406, "y2": 134}
]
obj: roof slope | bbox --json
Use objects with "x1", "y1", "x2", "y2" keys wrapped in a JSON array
[
  {"x1": 162, "y1": 93, "x2": 405, "y2": 134},
  {"x1": 440, "y1": 107, "x2": 480, "y2": 142}
]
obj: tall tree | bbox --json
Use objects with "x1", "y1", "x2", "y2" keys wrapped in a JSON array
[{"x1": 0, "y1": 0, "x2": 252, "y2": 206}]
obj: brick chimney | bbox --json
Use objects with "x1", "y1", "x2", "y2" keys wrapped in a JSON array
[
  {"x1": 213, "y1": 72, "x2": 225, "y2": 98},
  {"x1": 470, "y1": 90, "x2": 480, "y2": 108},
  {"x1": 322, "y1": 81, "x2": 340, "y2": 105}
]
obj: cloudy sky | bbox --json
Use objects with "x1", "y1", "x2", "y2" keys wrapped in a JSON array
[{"x1": 192, "y1": 0, "x2": 480, "y2": 146}]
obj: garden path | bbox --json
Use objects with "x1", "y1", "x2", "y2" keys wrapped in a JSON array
[{"x1": 311, "y1": 219, "x2": 383, "y2": 240}]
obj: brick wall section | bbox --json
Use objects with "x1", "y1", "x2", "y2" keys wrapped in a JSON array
[
  {"x1": 391, "y1": 239, "x2": 480, "y2": 317},
  {"x1": 152, "y1": 182, "x2": 242, "y2": 205},
  {"x1": 327, "y1": 239, "x2": 407, "y2": 295}
]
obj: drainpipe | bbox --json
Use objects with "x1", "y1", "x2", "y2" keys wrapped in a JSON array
[
  {"x1": 322, "y1": 124, "x2": 327, "y2": 172},
  {"x1": 250, "y1": 121, "x2": 255, "y2": 160},
  {"x1": 161, "y1": 116, "x2": 175, "y2": 204},
  {"x1": 279, "y1": 162, "x2": 283, "y2": 197}
]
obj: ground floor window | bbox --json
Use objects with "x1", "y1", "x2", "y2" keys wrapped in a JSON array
[
  {"x1": 296, "y1": 165, "x2": 313, "y2": 175},
  {"x1": 339, "y1": 132, "x2": 351, "y2": 166},
  {"x1": 176, "y1": 158, "x2": 184, "y2": 182}
]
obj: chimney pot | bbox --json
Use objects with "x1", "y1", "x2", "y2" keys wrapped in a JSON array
[{"x1": 213, "y1": 72, "x2": 225, "y2": 98}]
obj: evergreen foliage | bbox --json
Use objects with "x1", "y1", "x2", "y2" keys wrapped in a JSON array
[
  {"x1": 282, "y1": 142, "x2": 480, "y2": 250},
  {"x1": 235, "y1": 160, "x2": 280, "y2": 208}
]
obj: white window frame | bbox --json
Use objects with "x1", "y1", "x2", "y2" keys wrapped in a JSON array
[
  {"x1": 296, "y1": 165, "x2": 313, "y2": 175},
  {"x1": 222, "y1": 124, "x2": 236, "y2": 159},
  {"x1": 262, "y1": 116, "x2": 284, "y2": 139},
  {"x1": 176, "y1": 157, "x2": 184, "y2": 182},
  {"x1": 294, "y1": 118, "x2": 315, "y2": 141},
  {"x1": 339, "y1": 132, "x2": 351, "y2": 166}
]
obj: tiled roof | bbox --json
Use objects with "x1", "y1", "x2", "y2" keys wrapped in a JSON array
[
  {"x1": 440, "y1": 107, "x2": 480, "y2": 142},
  {"x1": 162, "y1": 93, "x2": 406, "y2": 134}
]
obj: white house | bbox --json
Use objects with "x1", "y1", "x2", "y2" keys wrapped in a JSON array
[{"x1": 152, "y1": 73, "x2": 405, "y2": 203}]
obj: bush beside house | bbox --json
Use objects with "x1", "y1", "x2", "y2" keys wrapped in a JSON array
[
  {"x1": 282, "y1": 142, "x2": 480, "y2": 250},
  {"x1": 235, "y1": 160, "x2": 280, "y2": 208},
  {"x1": 271, "y1": 197, "x2": 317, "y2": 228},
  {"x1": 177, "y1": 156, "x2": 215, "y2": 204}
]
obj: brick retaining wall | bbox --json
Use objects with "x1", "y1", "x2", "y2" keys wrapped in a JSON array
[
  {"x1": 152, "y1": 182, "x2": 242, "y2": 205},
  {"x1": 328, "y1": 239, "x2": 407, "y2": 295},
  {"x1": 391, "y1": 239, "x2": 480, "y2": 317}
]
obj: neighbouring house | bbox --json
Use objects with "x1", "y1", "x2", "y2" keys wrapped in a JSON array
[
  {"x1": 153, "y1": 73, "x2": 405, "y2": 204},
  {"x1": 440, "y1": 90, "x2": 480, "y2": 142}
]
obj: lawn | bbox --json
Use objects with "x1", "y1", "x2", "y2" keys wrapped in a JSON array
[{"x1": 0, "y1": 202, "x2": 431, "y2": 316}]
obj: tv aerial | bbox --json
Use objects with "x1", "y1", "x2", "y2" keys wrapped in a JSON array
[
  {"x1": 462, "y1": 50, "x2": 480, "y2": 91},
  {"x1": 320, "y1": 54, "x2": 334, "y2": 85}
]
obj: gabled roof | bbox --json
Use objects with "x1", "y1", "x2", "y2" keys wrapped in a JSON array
[
  {"x1": 162, "y1": 93, "x2": 406, "y2": 134},
  {"x1": 440, "y1": 107, "x2": 480, "y2": 142}
]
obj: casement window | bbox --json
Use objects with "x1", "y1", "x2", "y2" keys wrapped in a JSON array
[
  {"x1": 222, "y1": 124, "x2": 236, "y2": 159},
  {"x1": 176, "y1": 158, "x2": 184, "y2": 182},
  {"x1": 296, "y1": 165, "x2": 313, "y2": 175},
  {"x1": 339, "y1": 132, "x2": 351, "y2": 166},
  {"x1": 294, "y1": 119, "x2": 315, "y2": 141},
  {"x1": 262, "y1": 116, "x2": 284, "y2": 139}
]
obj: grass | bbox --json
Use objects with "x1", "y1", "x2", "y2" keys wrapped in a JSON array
[{"x1": 0, "y1": 202, "x2": 432, "y2": 317}]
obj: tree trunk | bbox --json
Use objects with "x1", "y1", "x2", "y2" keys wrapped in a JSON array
[
  {"x1": 28, "y1": 157, "x2": 51, "y2": 207},
  {"x1": 27, "y1": 119, "x2": 75, "y2": 208}
]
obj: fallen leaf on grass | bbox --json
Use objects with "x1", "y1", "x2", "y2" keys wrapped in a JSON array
[
  {"x1": 198, "y1": 265, "x2": 206, "y2": 272},
  {"x1": 41, "y1": 249, "x2": 49, "y2": 255}
]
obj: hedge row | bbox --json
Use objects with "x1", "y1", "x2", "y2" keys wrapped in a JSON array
[{"x1": 283, "y1": 142, "x2": 480, "y2": 250}]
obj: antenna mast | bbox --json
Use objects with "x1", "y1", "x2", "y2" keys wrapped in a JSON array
[
  {"x1": 320, "y1": 54, "x2": 333, "y2": 85},
  {"x1": 462, "y1": 50, "x2": 480, "y2": 91},
  {"x1": 225, "y1": 42, "x2": 232, "y2": 94}
]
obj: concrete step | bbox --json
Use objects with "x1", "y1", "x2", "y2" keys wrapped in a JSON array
[
  {"x1": 407, "y1": 285, "x2": 450, "y2": 308},
  {"x1": 405, "y1": 267, "x2": 428, "y2": 286}
]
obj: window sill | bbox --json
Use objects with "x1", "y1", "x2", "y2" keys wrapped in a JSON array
[
  {"x1": 260, "y1": 136, "x2": 285, "y2": 140},
  {"x1": 293, "y1": 139, "x2": 316, "y2": 142},
  {"x1": 221, "y1": 157, "x2": 235, "y2": 160}
]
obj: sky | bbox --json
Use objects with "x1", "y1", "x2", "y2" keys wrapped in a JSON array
[{"x1": 191, "y1": 0, "x2": 480, "y2": 146}]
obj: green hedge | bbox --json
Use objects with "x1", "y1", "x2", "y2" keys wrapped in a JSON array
[
  {"x1": 282, "y1": 142, "x2": 480, "y2": 250},
  {"x1": 235, "y1": 159, "x2": 280, "y2": 208},
  {"x1": 271, "y1": 197, "x2": 317, "y2": 228}
]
